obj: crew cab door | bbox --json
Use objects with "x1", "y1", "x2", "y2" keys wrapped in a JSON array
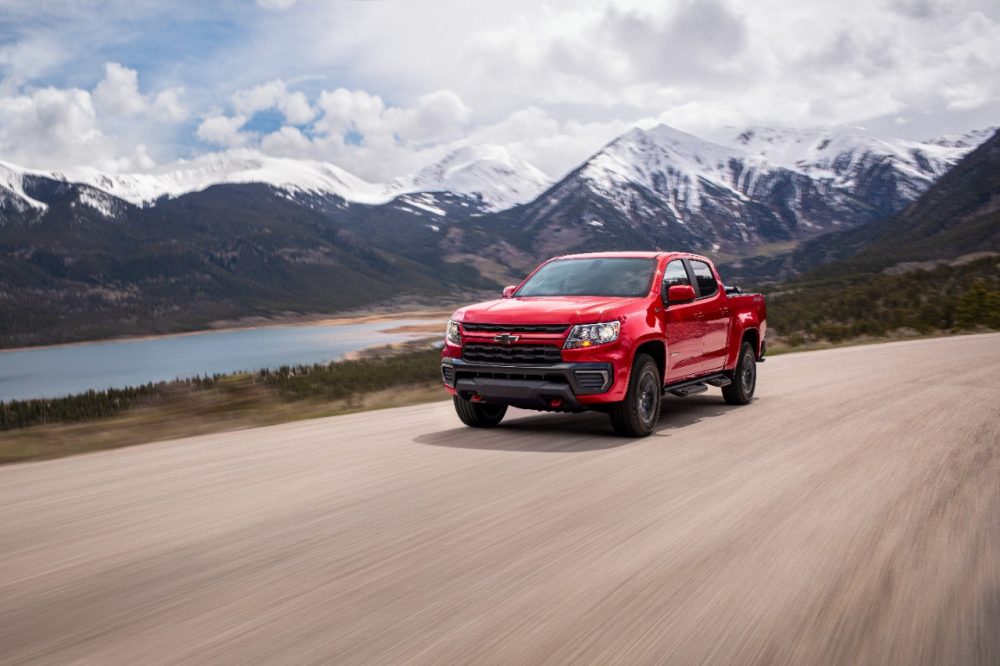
[
  {"x1": 659, "y1": 259, "x2": 703, "y2": 383},
  {"x1": 687, "y1": 259, "x2": 731, "y2": 373}
]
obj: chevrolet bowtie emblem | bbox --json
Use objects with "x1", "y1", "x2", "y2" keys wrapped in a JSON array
[{"x1": 494, "y1": 333, "x2": 520, "y2": 345}]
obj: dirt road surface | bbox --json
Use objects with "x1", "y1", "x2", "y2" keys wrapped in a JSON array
[{"x1": 2, "y1": 334, "x2": 999, "y2": 664}]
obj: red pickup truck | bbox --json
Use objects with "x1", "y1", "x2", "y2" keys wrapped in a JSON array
[{"x1": 440, "y1": 251, "x2": 767, "y2": 437}]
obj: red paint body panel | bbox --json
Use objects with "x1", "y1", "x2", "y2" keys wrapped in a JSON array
[{"x1": 442, "y1": 252, "x2": 766, "y2": 409}]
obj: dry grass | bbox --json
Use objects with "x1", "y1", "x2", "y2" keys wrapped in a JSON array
[{"x1": 0, "y1": 383, "x2": 447, "y2": 465}]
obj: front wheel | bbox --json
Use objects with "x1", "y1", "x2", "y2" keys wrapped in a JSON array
[
  {"x1": 453, "y1": 396, "x2": 507, "y2": 427},
  {"x1": 609, "y1": 353, "x2": 661, "y2": 437},
  {"x1": 723, "y1": 342, "x2": 757, "y2": 405}
]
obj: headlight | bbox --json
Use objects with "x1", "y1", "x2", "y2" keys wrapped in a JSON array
[
  {"x1": 564, "y1": 321, "x2": 620, "y2": 349},
  {"x1": 446, "y1": 319, "x2": 462, "y2": 346}
]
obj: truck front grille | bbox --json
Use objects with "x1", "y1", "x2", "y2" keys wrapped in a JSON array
[
  {"x1": 461, "y1": 323, "x2": 569, "y2": 334},
  {"x1": 461, "y1": 344, "x2": 563, "y2": 365}
]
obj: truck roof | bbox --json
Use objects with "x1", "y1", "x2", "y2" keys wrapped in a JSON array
[{"x1": 556, "y1": 251, "x2": 702, "y2": 261}]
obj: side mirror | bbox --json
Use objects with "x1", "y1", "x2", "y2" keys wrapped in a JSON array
[
  {"x1": 666, "y1": 284, "x2": 696, "y2": 304},
  {"x1": 502, "y1": 285, "x2": 517, "y2": 299}
]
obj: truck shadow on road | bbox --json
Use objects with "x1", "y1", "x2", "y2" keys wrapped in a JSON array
[{"x1": 415, "y1": 395, "x2": 734, "y2": 452}]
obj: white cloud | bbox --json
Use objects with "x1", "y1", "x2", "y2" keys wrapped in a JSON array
[
  {"x1": 281, "y1": 91, "x2": 314, "y2": 124},
  {"x1": 196, "y1": 114, "x2": 249, "y2": 147},
  {"x1": 247, "y1": 87, "x2": 472, "y2": 180},
  {"x1": 90, "y1": 62, "x2": 190, "y2": 125},
  {"x1": 0, "y1": 33, "x2": 67, "y2": 84},
  {"x1": 93, "y1": 62, "x2": 147, "y2": 116},
  {"x1": 241, "y1": 0, "x2": 998, "y2": 149},
  {"x1": 259, "y1": 125, "x2": 311, "y2": 155},
  {"x1": 1, "y1": 0, "x2": 998, "y2": 176},
  {"x1": 152, "y1": 88, "x2": 188, "y2": 122},
  {"x1": 314, "y1": 88, "x2": 469, "y2": 144},
  {"x1": 0, "y1": 60, "x2": 189, "y2": 170},
  {"x1": 0, "y1": 86, "x2": 102, "y2": 164},
  {"x1": 392, "y1": 90, "x2": 471, "y2": 143},
  {"x1": 314, "y1": 88, "x2": 386, "y2": 136},
  {"x1": 231, "y1": 78, "x2": 315, "y2": 125},
  {"x1": 231, "y1": 80, "x2": 284, "y2": 116}
]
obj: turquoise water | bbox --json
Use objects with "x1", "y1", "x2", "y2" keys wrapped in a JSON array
[{"x1": 0, "y1": 319, "x2": 442, "y2": 402}]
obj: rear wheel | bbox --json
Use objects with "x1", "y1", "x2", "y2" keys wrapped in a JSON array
[
  {"x1": 453, "y1": 396, "x2": 507, "y2": 427},
  {"x1": 609, "y1": 353, "x2": 661, "y2": 437},
  {"x1": 723, "y1": 342, "x2": 757, "y2": 405}
]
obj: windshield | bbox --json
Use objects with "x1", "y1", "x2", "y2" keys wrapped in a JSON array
[{"x1": 516, "y1": 258, "x2": 656, "y2": 297}]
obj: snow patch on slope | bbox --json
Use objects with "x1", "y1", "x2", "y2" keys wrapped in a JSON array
[
  {"x1": 0, "y1": 160, "x2": 48, "y2": 211},
  {"x1": 76, "y1": 189, "x2": 119, "y2": 217},
  {"x1": 398, "y1": 193, "x2": 447, "y2": 216}
]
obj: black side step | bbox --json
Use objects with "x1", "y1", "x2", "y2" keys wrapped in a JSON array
[
  {"x1": 670, "y1": 384, "x2": 707, "y2": 397},
  {"x1": 663, "y1": 372, "x2": 730, "y2": 397}
]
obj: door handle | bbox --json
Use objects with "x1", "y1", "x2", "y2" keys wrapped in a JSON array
[
  {"x1": 694, "y1": 312, "x2": 705, "y2": 319},
  {"x1": 720, "y1": 308, "x2": 730, "y2": 316}
]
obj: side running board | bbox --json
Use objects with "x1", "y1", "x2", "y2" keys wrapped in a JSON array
[{"x1": 664, "y1": 372, "x2": 731, "y2": 397}]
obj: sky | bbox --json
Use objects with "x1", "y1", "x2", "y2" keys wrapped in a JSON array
[{"x1": 0, "y1": 0, "x2": 997, "y2": 181}]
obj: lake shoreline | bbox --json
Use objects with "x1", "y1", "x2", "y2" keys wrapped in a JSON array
[
  {"x1": 0, "y1": 308, "x2": 452, "y2": 354},
  {"x1": 0, "y1": 316, "x2": 449, "y2": 403}
]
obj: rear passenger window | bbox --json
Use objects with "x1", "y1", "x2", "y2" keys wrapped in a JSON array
[
  {"x1": 662, "y1": 260, "x2": 690, "y2": 287},
  {"x1": 690, "y1": 261, "x2": 718, "y2": 297}
]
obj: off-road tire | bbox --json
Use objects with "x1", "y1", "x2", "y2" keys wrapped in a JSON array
[
  {"x1": 453, "y1": 397, "x2": 507, "y2": 427},
  {"x1": 609, "y1": 353, "x2": 661, "y2": 437},
  {"x1": 723, "y1": 342, "x2": 757, "y2": 405}
]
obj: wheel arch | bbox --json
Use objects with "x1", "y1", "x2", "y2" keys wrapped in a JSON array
[
  {"x1": 726, "y1": 326, "x2": 762, "y2": 370},
  {"x1": 632, "y1": 338, "x2": 666, "y2": 383},
  {"x1": 741, "y1": 327, "x2": 761, "y2": 357}
]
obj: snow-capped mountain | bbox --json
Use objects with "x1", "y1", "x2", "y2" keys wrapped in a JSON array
[
  {"x1": 0, "y1": 144, "x2": 551, "y2": 220},
  {"x1": 392, "y1": 144, "x2": 551, "y2": 212},
  {"x1": 496, "y1": 123, "x2": 991, "y2": 257},
  {"x1": 60, "y1": 151, "x2": 396, "y2": 207},
  {"x1": 0, "y1": 123, "x2": 992, "y2": 257},
  {"x1": 924, "y1": 126, "x2": 997, "y2": 149},
  {"x1": 725, "y1": 125, "x2": 986, "y2": 210}
]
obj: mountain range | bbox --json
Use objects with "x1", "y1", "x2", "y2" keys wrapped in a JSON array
[
  {"x1": 482, "y1": 125, "x2": 989, "y2": 264},
  {"x1": 727, "y1": 127, "x2": 1000, "y2": 282},
  {"x1": 0, "y1": 123, "x2": 994, "y2": 347}
]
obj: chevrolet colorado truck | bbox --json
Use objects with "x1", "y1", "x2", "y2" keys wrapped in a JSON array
[{"x1": 441, "y1": 251, "x2": 767, "y2": 437}]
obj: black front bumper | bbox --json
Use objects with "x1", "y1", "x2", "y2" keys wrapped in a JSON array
[{"x1": 442, "y1": 358, "x2": 614, "y2": 411}]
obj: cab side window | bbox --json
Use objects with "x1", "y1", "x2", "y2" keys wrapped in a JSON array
[
  {"x1": 662, "y1": 260, "x2": 690, "y2": 288},
  {"x1": 689, "y1": 260, "x2": 718, "y2": 298}
]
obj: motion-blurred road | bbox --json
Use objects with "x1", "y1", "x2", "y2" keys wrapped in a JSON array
[{"x1": 2, "y1": 334, "x2": 999, "y2": 665}]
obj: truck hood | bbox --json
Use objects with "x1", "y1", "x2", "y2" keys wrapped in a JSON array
[{"x1": 453, "y1": 296, "x2": 642, "y2": 325}]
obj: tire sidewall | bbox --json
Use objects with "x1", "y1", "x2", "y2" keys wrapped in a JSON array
[
  {"x1": 630, "y1": 357, "x2": 661, "y2": 433},
  {"x1": 738, "y1": 344, "x2": 756, "y2": 401}
]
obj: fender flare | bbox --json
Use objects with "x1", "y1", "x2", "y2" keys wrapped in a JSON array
[
  {"x1": 628, "y1": 334, "x2": 668, "y2": 383},
  {"x1": 727, "y1": 325, "x2": 762, "y2": 369}
]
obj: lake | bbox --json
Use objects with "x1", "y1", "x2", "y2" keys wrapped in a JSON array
[{"x1": 0, "y1": 319, "x2": 444, "y2": 402}]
